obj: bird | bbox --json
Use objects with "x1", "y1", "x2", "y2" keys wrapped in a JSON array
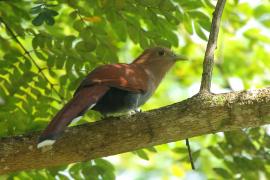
[{"x1": 37, "y1": 46, "x2": 187, "y2": 148}]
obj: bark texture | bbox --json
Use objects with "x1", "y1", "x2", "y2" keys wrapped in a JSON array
[{"x1": 1, "y1": 87, "x2": 270, "y2": 174}]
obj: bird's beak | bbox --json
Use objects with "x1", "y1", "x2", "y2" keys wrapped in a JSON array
[{"x1": 173, "y1": 54, "x2": 189, "y2": 61}]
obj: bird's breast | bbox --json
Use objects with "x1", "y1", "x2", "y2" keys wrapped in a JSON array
[{"x1": 92, "y1": 87, "x2": 153, "y2": 115}]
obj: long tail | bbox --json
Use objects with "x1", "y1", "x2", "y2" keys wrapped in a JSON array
[{"x1": 37, "y1": 85, "x2": 109, "y2": 148}]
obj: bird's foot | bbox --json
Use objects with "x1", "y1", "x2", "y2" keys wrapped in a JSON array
[
  {"x1": 128, "y1": 108, "x2": 142, "y2": 116},
  {"x1": 135, "y1": 108, "x2": 142, "y2": 113}
]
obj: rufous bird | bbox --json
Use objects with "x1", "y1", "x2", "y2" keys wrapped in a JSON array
[{"x1": 37, "y1": 46, "x2": 187, "y2": 148}]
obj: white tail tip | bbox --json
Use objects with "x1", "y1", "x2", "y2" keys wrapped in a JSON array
[
  {"x1": 71, "y1": 116, "x2": 83, "y2": 124},
  {"x1": 37, "y1": 139, "x2": 56, "y2": 149}
]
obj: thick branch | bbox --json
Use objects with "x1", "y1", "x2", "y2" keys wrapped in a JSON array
[
  {"x1": 200, "y1": 0, "x2": 226, "y2": 92},
  {"x1": 1, "y1": 87, "x2": 270, "y2": 174}
]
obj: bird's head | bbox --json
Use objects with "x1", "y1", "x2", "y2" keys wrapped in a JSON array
[
  {"x1": 133, "y1": 46, "x2": 188, "y2": 65},
  {"x1": 132, "y1": 46, "x2": 188, "y2": 85}
]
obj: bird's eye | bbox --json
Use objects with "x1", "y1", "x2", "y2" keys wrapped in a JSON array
[{"x1": 158, "y1": 50, "x2": 165, "y2": 56}]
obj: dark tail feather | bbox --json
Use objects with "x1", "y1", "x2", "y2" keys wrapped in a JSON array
[{"x1": 37, "y1": 85, "x2": 109, "y2": 148}]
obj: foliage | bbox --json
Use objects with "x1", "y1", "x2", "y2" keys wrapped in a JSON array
[{"x1": 0, "y1": 0, "x2": 270, "y2": 179}]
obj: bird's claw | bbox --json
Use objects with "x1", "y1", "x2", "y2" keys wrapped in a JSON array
[{"x1": 128, "y1": 108, "x2": 142, "y2": 115}]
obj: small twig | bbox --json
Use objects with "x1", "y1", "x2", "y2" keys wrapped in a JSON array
[
  {"x1": 76, "y1": 9, "x2": 87, "y2": 25},
  {"x1": 185, "y1": 139, "x2": 195, "y2": 170},
  {"x1": 199, "y1": 0, "x2": 226, "y2": 93},
  {"x1": 0, "y1": 17, "x2": 64, "y2": 100}
]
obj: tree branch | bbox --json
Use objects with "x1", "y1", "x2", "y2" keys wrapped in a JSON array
[
  {"x1": 200, "y1": 0, "x2": 226, "y2": 93},
  {"x1": 1, "y1": 87, "x2": 270, "y2": 174},
  {"x1": 186, "y1": 0, "x2": 226, "y2": 169}
]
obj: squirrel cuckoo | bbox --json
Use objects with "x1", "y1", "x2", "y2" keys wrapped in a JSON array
[{"x1": 37, "y1": 47, "x2": 187, "y2": 148}]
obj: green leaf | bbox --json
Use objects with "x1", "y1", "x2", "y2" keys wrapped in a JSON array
[
  {"x1": 138, "y1": 30, "x2": 150, "y2": 49},
  {"x1": 95, "y1": 159, "x2": 115, "y2": 172},
  {"x1": 145, "y1": 146, "x2": 157, "y2": 153},
  {"x1": 261, "y1": 18, "x2": 270, "y2": 28},
  {"x1": 32, "y1": 12, "x2": 45, "y2": 26},
  {"x1": 177, "y1": 0, "x2": 204, "y2": 9},
  {"x1": 208, "y1": 146, "x2": 223, "y2": 159},
  {"x1": 30, "y1": 5, "x2": 42, "y2": 14},
  {"x1": 173, "y1": 147, "x2": 188, "y2": 154},
  {"x1": 69, "y1": 10, "x2": 78, "y2": 19},
  {"x1": 38, "y1": 9, "x2": 58, "y2": 26},
  {"x1": 203, "y1": 0, "x2": 215, "y2": 8},
  {"x1": 234, "y1": 0, "x2": 239, "y2": 5},
  {"x1": 32, "y1": 36, "x2": 39, "y2": 49},
  {"x1": 188, "y1": 11, "x2": 209, "y2": 21},
  {"x1": 213, "y1": 168, "x2": 232, "y2": 178},
  {"x1": 191, "y1": 150, "x2": 200, "y2": 161},
  {"x1": 139, "y1": 0, "x2": 160, "y2": 7},
  {"x1": 127, "y1": 25, "x2": 140, "y2": 43},
  {"x1": 165, "y1": 31, "x2": 178, "y2": 46},
  {"x1": 0, "y1": 121, "x2": 8, "y2": 136},
  {"x1": 233, "y1": 156, "x2": 254, "y2": 171},
  {"x1": 199, "y1": 18, "x2": 211, "y2": 32},
  {"x1": 81, "y1": 165, "x2": 100, "y2": 180},
  {"x1": 64, "y1": 36, "x2": 76, "y2": 49},
  {"x1": 45, "y1": 16, "x2": 55, "y2": 25},
  {"x1": 73, "y1": 20, "x2": 84, "y2": 31},
  {"x1": 254, "y1": 5, "x2": 270, "y2": 18},
  {"x1": 35, "y1": 51, "x2": 46, "y2": 61},
  {"x1": 80, "y1": 26, "x2": 94, "y2": 41},
  {"x1": 46, "y1": 9, "x2": 58, "y2": 17},
  {"x1": 134, "y1": 149, "x2": 149, "y2": 160},
  {"x1": 188, "y1": 11, "x2": 211, "y2": 31},
  {"x1": 183, "y1": 14, "x2": 193, "y2": 34},
  {"x1": 159, "y1": 1, "x2": 176, "y2": 11},
  {"x1": 34, "y1": 0, "x2": 44, "y2": 4},
  {"x1": 154, "y1": 39, "x2": 171, "y2": 48},
  {"x1": 194, "y1": 23, "x2": 208, "y2": 40},
  {"x1": 69, "y1": 163, "x2": 82, "y2": 178},
  {"x1": 75, "y1": 40, "x2": 96, "y2": 52},
  {"x1": 111, "y1": 20, "x2": 127, "y2": 41},
  {"x1": 100, "y1": 170, "x2": 115, "y2": 180}
]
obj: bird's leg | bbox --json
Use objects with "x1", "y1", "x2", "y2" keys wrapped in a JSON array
[
  {"x1": 128, "y1": 108, "x2": 142, "y2": 116},
  {"x1": 135, "y1": 108, "x2": 142, "y2": 113},
  {"x1": 128, "y1": 111, "x2": 136, "y2": 116}
]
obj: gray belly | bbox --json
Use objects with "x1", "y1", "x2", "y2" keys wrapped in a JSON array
[{"x1": 92, "y1": 87, "x2": 152, "y2": 115}]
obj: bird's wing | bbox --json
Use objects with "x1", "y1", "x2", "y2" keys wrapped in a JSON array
[{"x1": 74, "y1": 63, "x2": 149, "y2": 95}]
